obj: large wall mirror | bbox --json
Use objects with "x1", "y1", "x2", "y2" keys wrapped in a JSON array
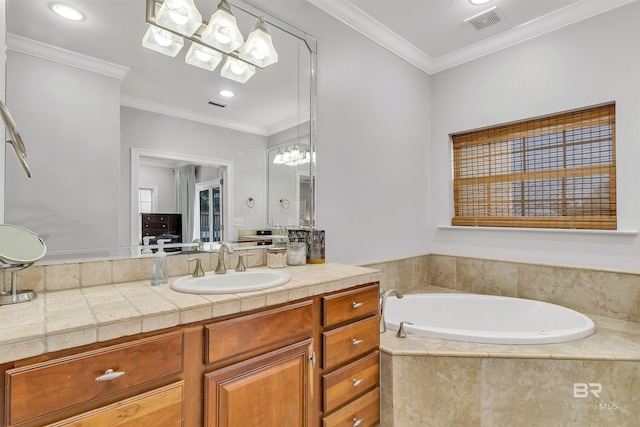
[{"x1": 3, "y1": 0, "x2": 316, "y2": 262}]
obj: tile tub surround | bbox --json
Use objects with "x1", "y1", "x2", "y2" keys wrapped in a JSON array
[
  {"x1": 379, "y1": 288, "x2": 640, "y2": 427},
  {"x1": 0, "y1": 263, "x2": 382, "y2": 363},
  {"x1": 430, "y1": 254, "x2": 640, "y2": 324},
  {"x1": 363, "y1": 254, "x2": 640, "y2": 324}
]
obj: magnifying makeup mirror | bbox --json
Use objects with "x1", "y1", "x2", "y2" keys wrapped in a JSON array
[
  {"x1": 0, "y1": 98, "x2": 31, "y2": 178},
  {"x1": 0, "y1": 224, "x2": 46, "y2": 304}
]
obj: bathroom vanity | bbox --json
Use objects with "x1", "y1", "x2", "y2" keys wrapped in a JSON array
[{"x1": 0, "y1": 264, "x2": 381, "y2": 427}]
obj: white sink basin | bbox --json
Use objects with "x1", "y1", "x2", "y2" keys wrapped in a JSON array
[{"x1": 171, "y1": 269, "x2": 290, "y2": 294}]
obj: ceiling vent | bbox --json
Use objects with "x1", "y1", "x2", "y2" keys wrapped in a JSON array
[
  {"x1": 207, "y1": 99, "x2": 228, "y2": 108},
  {"x1": 464, "y1": 6, "x2": 503, "y2": 31}
]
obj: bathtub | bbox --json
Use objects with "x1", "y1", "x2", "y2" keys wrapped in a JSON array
[{"x1": 384, "y1": 294, "x2": 595, "y2": 344}]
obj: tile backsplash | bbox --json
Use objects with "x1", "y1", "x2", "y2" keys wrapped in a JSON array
[
  {"x1": 6, "y1": 251, "x2": 639, "y2": 324},
  {"x1": 2, "y1": 248, "x2": 267, "y2": 293}
]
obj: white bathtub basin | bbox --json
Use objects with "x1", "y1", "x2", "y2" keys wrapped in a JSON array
[
  {"x1": 385, "y1": 293, "x2": 595, "y2": 344},
  {"x1": 171, "y1": 269, "x2": 290, "y2": 294}
]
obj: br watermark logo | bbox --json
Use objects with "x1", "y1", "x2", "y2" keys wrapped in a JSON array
[
  {"x1": 556, "y1": 383, "x2": 619, "y2": 411},
  {"x1": 573, "y1": 382, "x2": 602, "y2": 398}
]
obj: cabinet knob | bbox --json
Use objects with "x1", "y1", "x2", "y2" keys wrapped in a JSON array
[
  {"x1": 352, "y1": 301, "x2": 364, "y2": 309},
  {"x1": 95, "y1": 369, "x2": 125, "y2": 382},
  {"x1": 352, "y1": 338, "x2": 363, "y2": 345},
  {"x1": 353, "y1": 418, "x2": 364, "y2": 427},
  {"x1": 352, "y1": 378, "x2": 363, "y2": 387}
]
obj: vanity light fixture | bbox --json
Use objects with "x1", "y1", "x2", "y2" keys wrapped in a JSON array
[
  {"x1": 185, "y1": 43, "x2": 222, "y2": 70},
  {"x1": 200, "y1": 0, "x2": 245, "y2": 53},
  {"x1": 220, "y1": 57, "x2": 256, "y2": 83},
  {"x1": 155, "y1": 0, "x2": 202, "y2": 36},
  {"x1": 238, "y1": 17, "x2": 278, "y2": 68},
  {"x1": 143, "y1": 0, "x2": 278, "y2": 83},
  {"x1": 51, "y1": 4, "x2": 84, "y2": 21},
  {"x1": 142, "y1": 25, "x2": 184, "y2": 57}
]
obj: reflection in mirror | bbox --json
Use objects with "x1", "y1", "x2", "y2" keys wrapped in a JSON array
[
  {"x1": 131, "y1": 147, "x2": 233, "y2": 250},
  {"x1": 267, "y1": 141, "x2": 313, "y2": 228},
  {"x1": 3, "y1": 0, "x2": 316, "y2": 263}
]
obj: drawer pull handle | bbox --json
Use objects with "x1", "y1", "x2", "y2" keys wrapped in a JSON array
[
  {"x1": 352, "y1": 338, "x2": 363, "y2": 345},
  {"x1": 95, "y1": 369, "x2": 125, "y2": 382},
  {"x1": 352, "y1": 378, "x2": 363, "y2": 387},
  {"x1": 352, "y1": 301, "x2": 364, "y2": 309},
  {"x1": 353, "y1": 418, "x2": 364, "y2": 427}
]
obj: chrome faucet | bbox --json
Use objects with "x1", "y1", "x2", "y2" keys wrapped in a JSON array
[
  {"x1": 215, "y1": 242, "x2": 234, "y2": 274},
  {"x1": 380, "y1": 288, "x2": 404, "y2": 333}
]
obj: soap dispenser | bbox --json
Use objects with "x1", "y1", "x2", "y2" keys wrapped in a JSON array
[{"x1": 151, "y1": 239, "x2": 170, "y2": 286}]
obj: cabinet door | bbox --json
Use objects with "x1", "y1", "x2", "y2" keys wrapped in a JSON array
[{"x1": 205, "y1": 339, "x2": 313, "y2": 427}]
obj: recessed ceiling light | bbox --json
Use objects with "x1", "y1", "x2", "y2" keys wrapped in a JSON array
[
  {"x1": 51, "y1": 4, "x2": 85, "y2": 21},
  {"x1": 219, "y1": 90, "x2": 235, "y2": 98},
  {"x1": 469, "y1": 0, "x2": 493, "y2": 5}
]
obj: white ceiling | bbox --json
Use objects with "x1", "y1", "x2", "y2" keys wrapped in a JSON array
[
  {"x1": 308, "y1": 0, "x2": 637, "y2": 73},
  {"x1": 6, "y1": 0, "x2": 636, "y2": 135}
]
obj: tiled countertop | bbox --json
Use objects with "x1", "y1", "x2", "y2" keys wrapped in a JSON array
[
  {"x1": 380, "y1": 286, "x2": 640, "y2": 361},
  {"x1": 0, "y1": 263, "x2": 382, "y2": 364}
]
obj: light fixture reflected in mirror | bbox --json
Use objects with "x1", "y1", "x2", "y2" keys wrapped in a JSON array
[
  {"x1": 273, "y1": 144, "x2": 312, "y2": 166},
  {"x1": 143, "y1": 0, "x2": 278, "y2": 83},
  {"x1": 142, "y1": 25, "x2": 184, "y2": 56}
]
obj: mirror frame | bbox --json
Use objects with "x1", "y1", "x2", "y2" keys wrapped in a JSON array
[{"x1": 1, "y1": 0, "x2": 317, "y2": 262}]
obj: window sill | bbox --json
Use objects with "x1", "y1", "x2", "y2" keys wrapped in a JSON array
[{"x1": 436, "y1": 225, "x2": 638, "y2": 236}]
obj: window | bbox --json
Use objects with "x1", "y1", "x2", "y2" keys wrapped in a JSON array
[{"x1": 452, "y1": 103, "x2": 616, "y2": 230}]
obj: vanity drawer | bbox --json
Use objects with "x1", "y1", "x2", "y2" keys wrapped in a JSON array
[
  {"x1": 323, "y1": 316, "x2": 379, "y2": 369},
  {"x1": 6, "y1": 331, "x2": 183, "y2": 426},
  {"x1": 323, "y1": 284, "x2": 379, "y2": 327},
  {"x1": 44, "y1": 381, "x2": 184, "y2": 427},
  {"x1": 205, "y1": 300, "x2": 312, "y2": 365},
  {"x1": 322, "y1": 388, "x2": 380, "y2": 427},
  {"x1": 323, "y1": 351, "x2": 379, "y2": 413}
]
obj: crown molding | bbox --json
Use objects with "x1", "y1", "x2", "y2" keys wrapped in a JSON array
[
  {"x1": 120, "y1": 96, "x2": 269, "y2": 136},
  {"x1": 306, "y1": 0, "x2": 434, "y2": 73},
  {"x1": 307, "y1": 0, "x2": 638, "y2": 74},
  {"x1": 6, "y1": 33, "x2": 129, "y2": 79}
]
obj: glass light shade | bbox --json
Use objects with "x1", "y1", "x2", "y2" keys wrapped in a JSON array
[
  {"x1": 200, "y1": 0, "x2": 244, "y2": 53},
  {"x1": 185, "y1": 43, "x2": 222, "y2": 71},
  {"x1": 142, "y1": 25, "x2": 184, "y2": 57},
  {"x1": 238, "y1": 17, "x2": 278, "y2": 68},
  {"x1": 273, "y1": 150, "x2": 284, "y2": 164},
  {"x1": 155, "y1": 0, "x2": 202, "y2": 37},
  {"x1": 290, "y1": 145, "x2": 300, "y2": 160},
  {"x1": 220, "y1": 57, "x2": 255, "y2": 83},
  {"x1": 282, "y1": 148, "x2": 292, "y2": 163}
]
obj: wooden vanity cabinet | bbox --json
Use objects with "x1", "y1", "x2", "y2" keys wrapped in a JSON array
[
  {"x1": 3, "y1": 331, "x2": 185, "y2": 427},
  {"x1": 203, "y1": 300, "x2": 314, "y2": 427},
  {"x1": 320, "y1": 284, "x2": 380, "y2": 427},
  {"x1": 2, "y1": 281, "x2": 381, "y2": 427}
]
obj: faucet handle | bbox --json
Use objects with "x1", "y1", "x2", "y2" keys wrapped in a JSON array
[
  {"x1": 397, "y1": 321, "x2": 414, "y2": 338},
  {"x1": 235, "y1": 253, "x2": 253, "y2": 272},
  {"x1": 188, "y1": 258, "x2": 205, "y2": 277}
]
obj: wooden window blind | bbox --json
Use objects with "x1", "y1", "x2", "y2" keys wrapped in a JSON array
[{"x1": 452, "y1": 103, "x2": 616, "y2": 230}]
